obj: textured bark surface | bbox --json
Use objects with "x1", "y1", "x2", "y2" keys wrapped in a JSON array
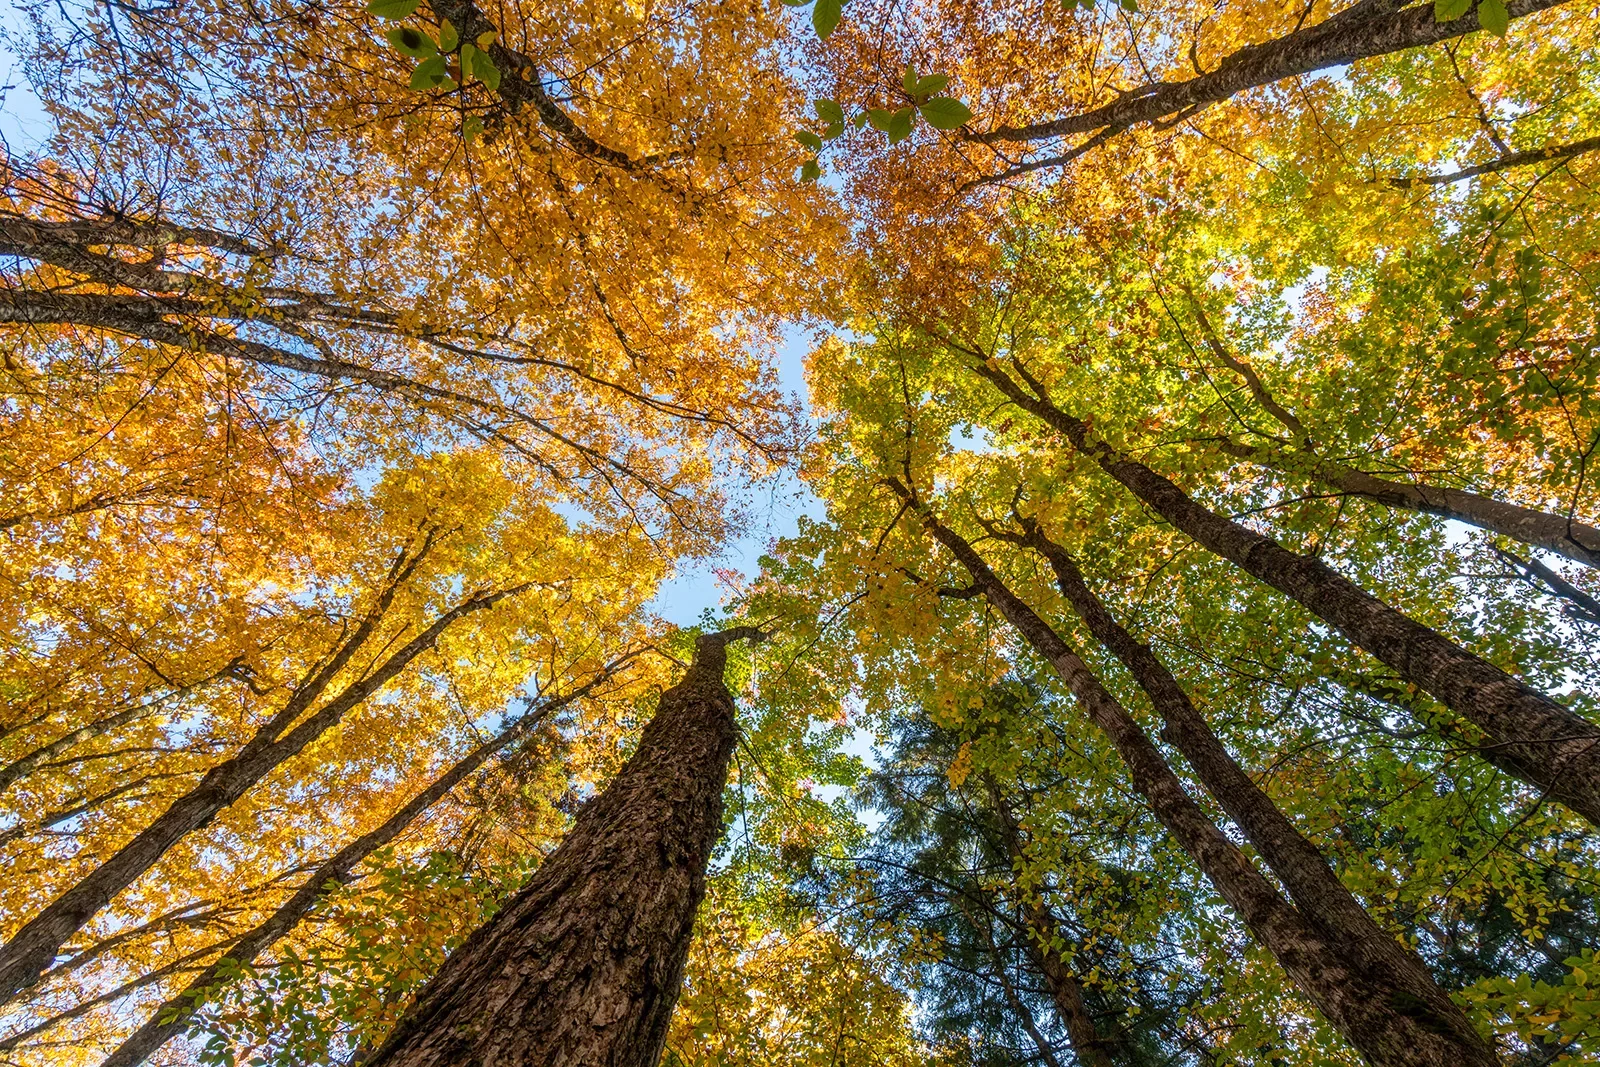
[
  {"x1": 891, "y1": 484, "x2": 1500, "y2": 1067},
  {"x1": 363, "y1": 630, "x2": 755, "y2": 1067},
  {"x1": 1219, "y1": 439, "x2": 1600, "y2": 569},
  {"x1": 97, "y1": 678, "x2": 605, "y2": 1067},
  {"x1": 976, "y1": 361, "x2": 1600, "y2": 826},
  {"x1": 1018, "y1": 525, "x2": 1489, "y2": 1055},
  {"x1": 0, "y1": 582, "x2": 522, "y2": 1007},
  {"x1": 974, "y1": 0, "x2": 1571, "y2": 145}
]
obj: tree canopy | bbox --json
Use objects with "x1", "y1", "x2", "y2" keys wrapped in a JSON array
[{"x1": 1, "y1": 0, "x2": 1598, "y2": 1063}]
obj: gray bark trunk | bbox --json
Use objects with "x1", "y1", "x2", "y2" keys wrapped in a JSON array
[
  {"x1": 975, "y1": 360, "x2": 1600, "y2": 826},
  {"x1": 1016, "y1": 522, "x2": 1484, "y2": 1051},
  {"x1": 891, "y1": 481, "x2": 1499, "y2": 1067}
]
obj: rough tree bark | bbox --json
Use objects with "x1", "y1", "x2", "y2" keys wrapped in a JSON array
[
  {"x1": 972, "y1": 358, "x2": 1600, "y2": 826},
  {"x1": 1180, "y1": 291, "x2": 1600, "y2": 570},
  {"x1": 94, "y1": 670, "x2": 617, "y2": 1067},
  {"x1": 1009, "y1": 520, "x2": 1483, "y2": 1050},
  {"x1": 362, "y1": 627, "x2": 762, "y2": 1067},
  {"x1": 972, "y1": 0, "x2": 1572, "y2": 146},
  {"x1": 888, "y1": 478, "x2": 1500, "y2": 1067},
  {"x1": 1217, "y1": 439, "x2": 1600, "y2": 568}
]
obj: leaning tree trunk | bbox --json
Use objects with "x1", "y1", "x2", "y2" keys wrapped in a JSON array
[
  {"x1": 889, "y1": 480, "x2": 1500, "y2": 1067},
  {"x1": 363, "y1": 628, "x2": 761, "y2": 1067},
  {"x1": 973, "y1": 359, "x2": 1600, "y2": 826}
]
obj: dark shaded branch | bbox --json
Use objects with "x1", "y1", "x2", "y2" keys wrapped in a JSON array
[{"x1": 972, "y1": 0, "x2": 1571, "y2": 151}]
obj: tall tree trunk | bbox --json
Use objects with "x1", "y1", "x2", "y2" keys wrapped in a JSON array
[
  {"x1": 362, "y1": 628, "x2": 762, "y2": 1067},
  {"x1": 972, "y1": 358, "x2": 1600, "y2": 825},
  {"x1": 1011, "y1": 520, "x2": 1481, "y2": 1048},
  {"x1": 888, "y1": 479, "x2": 1500, "y2": 1067},
  {"x1": 1020, "y1": 903, "x2": 1115, "y2": 1067},
  {"x1": 0, "y1": 581, "x2": 525, "y2": 1006},
  {"x1": 95, "y1": 670, "x2": 613, "y2": 1067}
]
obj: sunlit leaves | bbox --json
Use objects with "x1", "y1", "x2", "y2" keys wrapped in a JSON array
[
  {"x1": 918, "y1": 97, "x2": 972, "y2": 130},
  {"x1": 410, "y1": 56, "x2": 454, "y2": 90},
  {"x1": 366, "y1": 0, "x2": 419, "y2": 18},
  {"x1": 812, "y1": 0, "x2": 844, "y2": 39}
]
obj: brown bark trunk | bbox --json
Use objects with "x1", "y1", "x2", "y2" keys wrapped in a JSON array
[
  {"x1": 992, "y1": 960, "x2": 1068, "y2": 1067},
  {"x1": 0, "y1": 582, "x2": 524, "y2": 1006},
  {"x1": 362, "y1": 628, "x2": 761, "y2": 1067},
  {"x1": 1022, "y1": 906, "x2": 1113, "y2": 1067},
  {"x1": 95, "y1": 673, "x2": 609, "y2": 1067},
  {"x1": 1220, "y1": 438, "x2": 1600, "y2": 569},
  {"x1": 1014, "y1": 521, "x2": 1484, "y2": 1050},
  {"x1": 984, "y1": 786, "x2": 1117, "y2": 1067},
  {"x1": 889, "y1": 480, "x2": 1499, "y2": 1067},
  {"x1": 973, "y1": 0, "x2": 1571, "y2": 146},
  {"x1": 975, "y1": 360, "x2": 1600, "y2": 826}
]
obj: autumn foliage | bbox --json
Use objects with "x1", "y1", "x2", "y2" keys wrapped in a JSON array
[{"x1": 2, "y1": 0, "x2": 1599, "y2": 1063}]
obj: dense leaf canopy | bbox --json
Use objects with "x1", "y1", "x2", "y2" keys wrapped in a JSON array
[{"x1": 1, "y1": 0, "x2": 1598, "y2": 1063}]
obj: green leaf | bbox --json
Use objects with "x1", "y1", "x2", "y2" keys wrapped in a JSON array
[
  {"x1": 919, "y1": 96, "x2": 973, "y2": 130},
  {"x1": 409, "y1": 55, "x2": 454, "y2": 90},
  {"x1": 812, "y1": 0, "x2": 843, "y2": 39},
  {"x1": 778, "y1": 0, "x2": 810, "y2": 6},
  {"x1": 800, "y1": 158, "x2": 822, "y2": 182},
  {"x1": 794, "y1": 130, "x2": 824, "y2": 150},
  {"x1": 1476, "y1": 0, "x2": 1508, "y2": 34},
  {"x1": 366, "y1": 0, "x2": 420, "y2": 19},
  {"x1": 1434, "y1": 0, "x2": 1472, "y2": 20},
  {"x1": 815, "y1": 99, "x2": 845, "y2": 125},
  {"x1": 914, "y1": 74, "x2": 949, "y2": 97},
  {"x1": 866, "y1": 108, "x2": 895, "y2": 132},
  {"x1": 463, "y1": 115, "x2": 485, "y2": 142},
  {"x1": 903, "y1": 64, "x2": 919, "y2": 98},
  {"x1": 823, "y1": 120, "x2": 845, "y2": 140},
  {"x1": 387, "y1": 26, "x2": 437, "y2": 57},
  {"x1": 852, "y1": 112, "x2": 869, "y2": 129},
  {"x1": 1118, "y1": 0, "x2": 1138, "y2": 10},
  {"x1": 462, "y1": 43, "x2": 502, "y2": 89},
  {"x1": 437, "y1": 17, "x2": 459, "y2": 52},
  {"x1": 887, "y1": 106, "x2": 914, "y2": 144}
]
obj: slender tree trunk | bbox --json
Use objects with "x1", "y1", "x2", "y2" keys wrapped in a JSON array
[
  {"x1": 0, "y1": 584, "x2": 524, "y2": 1006},
  {"x1": 973, "y1": 359, "x2": 1600, "y2": 825},
  {"x1": 362, "y1": 628, "x2": 761, "y2": 1067},
  {"x1": 96, "y1": 672, "x2": 610, "y2": 1067},
  {"x1": 889, "y1": 479, "x2": 1500, "y2": 1067},
  {"x1": 1220, "y1": 438, "x2": 1600, "y2": 568},
  {"x1": 1012, "y1": 520, "x2": 1483, "y2": 1048},
  {"x1": 1183, "y1": 285, "x2": 1600, "y2": 570},
  {"x1": 983, "y1": 785, "x2": 1117, "y2": 1067},
  {"x1": 992, "y1": 959, "x2": 1068, "y2": 1067}
]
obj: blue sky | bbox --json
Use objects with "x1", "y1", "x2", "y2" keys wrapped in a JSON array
[{"x1": 646, "y1": 326, "x2": 827, "y2": 626}]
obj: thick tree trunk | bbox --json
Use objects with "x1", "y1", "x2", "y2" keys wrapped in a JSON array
[
  {"x1": 975, "y1": 360, "x2": 1600, "y2": 826},
  {"x1": 0, "y1": 584, "x2": 523, "y2": 1006},
  {"x1": 95, "y1": 674, "x2": 609, "y2": 1067},
  {"x1": 1220, "y1": 439, "x2": 1600, "y2": 569},
  {"x1": 1015, "y1": 521, "x2": 1484, "y2": 1050},
  {"x1": 890, "y1": 480, "x2": 1499, "y2": 1067},
  {"x1": 362, "y1": 629, "x2": 760, "y2": 1067}
]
